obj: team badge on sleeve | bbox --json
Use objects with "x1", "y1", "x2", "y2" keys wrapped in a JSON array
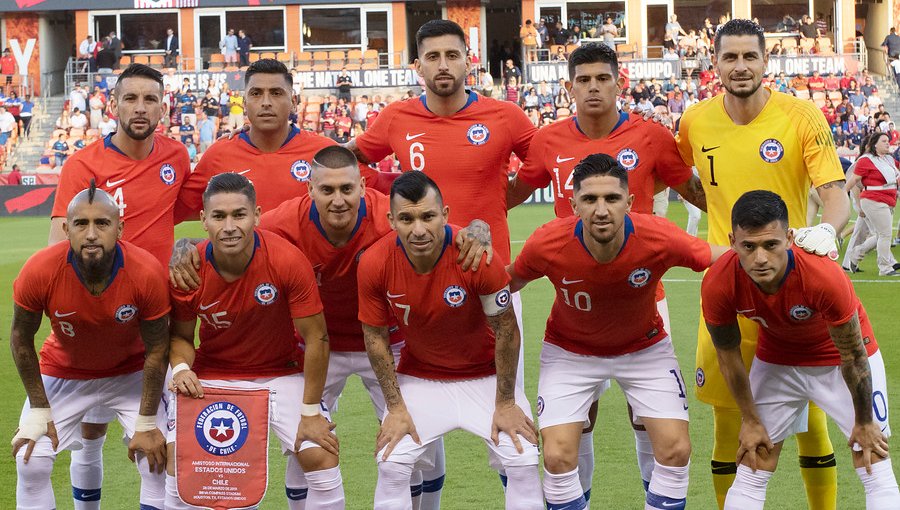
[
  {"x1": 627, "y1": 268, "x2": 652, "y2": 288},
  {"x1": 759, "y1": 139, "x2": 784, "y2": 163},
  {"x1": 616, "y1": 148, "x2": 639, "y2": 171},
  {"x1": 466, "y1": 124, "x2": 490, "y2": 146},
  {"x1": 115, "y1": 304, "x2": 138, "y2": 323},
  {"x1": 290, "y1": 160, "x2": 312, "y2": 182},
  {"x1": 254, "y1": 283, "x2": 279, "y2": 305},
  {"x1": 443, "y1": 285, "x2": 467, "y2": 307},
  {"x1": 159, "y1": 164, "x2": 177, "y2": 185},
  {"x1": 789, "y1": 305, "x2": 813, "y2": 321},
  {"x1": 695, "y1": 368, "x2": 705, "y2": 387},
  {"x1": 195, "y1": 401, "x2": 250, "y2": 456}
]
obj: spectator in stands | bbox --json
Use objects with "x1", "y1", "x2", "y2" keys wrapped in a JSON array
[
  {"x1": 539, "y1": 102, "x2": 556, "y2": 125},
  {"x1": 769, "y1": 43, "x2": 784, "y2": 56},
  {"x1": 600, "y1": 17, "x2": 618, "y2": 50},
  {"x1": 702, "y1": 18, "x2": 716, "y2": 41},
  {"x1": 197, "y1": 112, "x2": 215, "y2": 152},
  {"x1": 55, "y1": 108, "x2": 71, "y2": 131},
  {"x1": 668, "y1": 90, "x2": 686, "y2": 117},
  {"x1": 69, "y1": 84, "x2": 87, "y2": 114},
  {"x1": 663, "y1": 14, "x2": 686, "y2": 50},
  {"x1": 477, "y1": 67, "x2": 494, "y2": 97},
  {"x1": 790, "y1": 73, "x2": 808, "y2": 94},
  {"x1": 684, "y1": 91, "x2": 698, "y2": 109},
  {"x1": 815, "y1": 13, "x2": 828, "y2": 36},
  {"x1": 184, "y1": 139, "x2": 197, "y2": 162},
  {"x1": 78, "y1": 35, "x2": 96, "y2": 72},
  {"x1": 98, "y1": 112, "x2": 116, "y2": 137},
  {"x1": 353, "y1": 94, "x2": 369, "y2": 133},
  {"x1": 179, "y1": 86, "x2": 198, "y2": 126},
  {"x1": 89, "y1": 87, "x2": 106, "y2": 128},
  {"x1": 799, "y1": 15, "x2": 818, "y2": 40},
  {"x1": 365, "y1": 102, "x2": 378, "y2": 128},
  {"x1": 808, "y1": 70, "x2": 826, "y2": 93},
  {"x1": 662, "y1": 47, "x2": 679, "y2": 60},
  {"x1": 334, "y1": 115, "x2": 352, "y2": 144},
  {"x1": 200, "y1": 89, "x2": 219, "y2": 119},
  {"x1": 824, "y1": 72, "x2": 840, "y2": 91},
  {"x1": 861, "y1": 76, "x2": 878, "y2": 96},
  {"x1": 520, "y1": 20, "x2": 539, "y2": 63},
  {"x1": 568, "y1": 24, "x2": 585, "y2": 45},
  {"x1": 522, "y1": 84, "x2": 539, "y2": 111},
  {"x1": 52, "y1": 133, "x2": 68, "y2": 167},
  {"x1": 879, "y1": 111, "x2": 892, "y2": 133},
  {"x1": 336, "y1": 68, "x2": 352, "y2": 103},
  {"x1": 551, "y1": 21, "x2": 569, "y2": 45},
  {"x1": 635, "y1": 95, "x2": 653, "y2": 114},
  {"x1": 220, "y1": 28, "x2": 239, "y2": 65},
  {"x1": 0, "y1": 48, "x2": 15, "y2": 84},
  {"x1": 96, "y1": 39, "x2": 116, "y2": 72},
  {"x1": 503, "y1": 59, "x2": 522, "y2": 86},
  {"x1": 537, "y1": 19, "x2": 550, "y2": 49},
  {"x1": 70, "y1": 107, "x2": 88, "y2": 130},
  {"x1": 505, "y1": 76, "x2": 520, "y2": 103},
  {"x1": 227, "y1": 90, "x2": 244, "y2": 130},
  {"x1": 883, "y1": 28, "x2": 900, "y2": 60},
  {"x1": 321, "y1": 102, "x2": 336, "y2": 139},
  {"x1": 238, "y1": 30, "x2": 253, "y2": 67},
  {"x1": 868, "y1": 90, "x2": 884, "y2": 110},
  {"x1": 93, "y1": 74, "x2": 109, "y2": 97},
  {"x1": 552, "y1": 46, "x2": 567, "y2": 62},
  {"x1": 108, "y1": 31, "x2": 123, "y2": 69},
  {"x1": 6, "y1": 163, "x2": 21, "y2": 185},
  {"x1": 164, "y1": 28, "x2": 179, "y2": 69},
  {"x1": 179, "y1": 115, "x2": 195, "y2": 145},
  {"x1": 537, "y1": 80, "x2": 553, "y2": 107},
  {"x1": 19, "y1": 95, "x2": 33, "y2": 138}
]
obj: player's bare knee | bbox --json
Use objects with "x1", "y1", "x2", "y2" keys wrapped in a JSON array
[
  {"x1": 654, "y1": 436, "x2": 691, "y2": 467},
  {"x1": 80, "y1": 422, "x2": 109, "y2": 440},
  {"x1": 542, "y1": 442, "x2": 579, "y2": 474},
  {"x1": 297, "y1": 447, "x2": 339, "y2": 472}
]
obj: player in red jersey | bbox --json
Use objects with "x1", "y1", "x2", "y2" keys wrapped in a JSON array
[
  {"x1": 48, "y1": 64, "x2": 189, "y2": 509},
  {"x1": 508, "y1": 154, "x2": 726, "y2": 510},
  {"x1": 174, "y1": 59, "x2": 395, "y2": 223},
  {"x1": 702, "y1": 190, "x2": 899, "y2": 509},
  {"x1": 358, "y1": 172, "x2": 543, "y2": 510},
  {"x1": 11, "y1": 185, "x2": 170, "y2": 510},
  {"x1": 165, "y1": 173, "x2": 344, "y2": 509}
]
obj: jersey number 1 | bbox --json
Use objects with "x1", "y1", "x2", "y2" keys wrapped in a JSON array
[{"x1": 707, "y1": 155, "x2": 718, "y2": 186}]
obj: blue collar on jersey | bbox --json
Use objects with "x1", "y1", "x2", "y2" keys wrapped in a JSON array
[
  {"x1": 574, "y1": 110, "x2": 629, "y2": 137},
  {"x1": 67, "y1": 242, "x2": 125, "y2": 292},
  {"x1": 574, "y1": 214, "x2": 634, "y2": 257},
  {"x1": 239, "y1": 125, "x2": 300, "y2": 149},
  {"x1": 310, "y1": 197, "x2": 368, "y2": 242},
  {"x1": 207, "y1": 231, "x2": 261, "y2": 276},
  {"x1": 420, "y1": 89, "x2": 478, "y2": 113},
  {"x1": 104, "y1": 133, "x2": 154, "y2": 157},
  {"x1": 396, "y1": 224, "x2": 452, "y2": 270}
]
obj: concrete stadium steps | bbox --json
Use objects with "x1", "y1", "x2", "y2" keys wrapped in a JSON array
[
  {"x1": 873, "y1": 74, "x2": 900, "y2": 118},
  {"x1": 12, "y1": 95, "x2": 66, "y2": 172}
]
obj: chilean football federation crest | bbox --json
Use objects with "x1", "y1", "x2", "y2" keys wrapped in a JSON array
[
  {"x1": 114, "y1": 304, "x2": 138, "y2": 323},
  {"x1": 789, "y1": 305, "x2": 813, "y2": 321},
  {"x1": 290, "y1": 160, "x2": 312, "y2": 182},
  {"x1": 495, "y1": 289, "x2": 511, "y2": 309},
  {"x1": 194, "y1": 401, "x2": 250, "y2": 456},
  {"x1": 759, "y1": 139, "x2": 784, "y2": 163},
  {"x1": 466, "y1": 124, "x2": 490, "y2": 146},
  {"x1": 159, "y1": 163, "x2": 177, "y2": 185},
  {"x1": 616, "y1": 148, "x2": 639, "y2": 171},
  {"x1": 443, "y1": 285, "x2": 467, "y2": 307},
  {"x1": 254, "y1": 283, "x2": 278, "y2": 305},
  {"x1": 695, "y1": 368, "x2": 705, "y2": 387},
  {"x1": 628, "y1": 268, "x2": 652, "y2": 288},
  {"x1": 536, "y1": 396, "x2": 545, "y2": 416}
]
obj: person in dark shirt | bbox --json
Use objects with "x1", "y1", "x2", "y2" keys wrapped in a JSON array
[
  {"x1": 883, "y1": 28, "x2": 900, "y2": 59},
  {"x1": 336, "y1": 68, "x2": 353, "y2": 102}
]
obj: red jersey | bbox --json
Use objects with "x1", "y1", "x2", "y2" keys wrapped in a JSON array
[
  {"x1": 354, "y1": 91, "x2": 536, "y2": 263},
  {"x1": 517, "y1": 113, "x2": 693, "y2": 217},
  {"x1": 702, "y1": 249, "x2": 879, "y2": 366},
  {"x1": 358, "y1": 225, "x2": 512, "y2": 380},
  {"x1": 514, "y1": 214, "x2": 711, "y2": 356},
  {"x1": 13, "y1": 241, "x2": 170, "y2": 379},
  {"x1": 259, "y1": 188, "x2": 395, "y2": 352},
  {"x1": 170, "y1": 230, "x2": 323, "y2": 379},
  {"x1": 855, "y1": 156, "x2": 899, "y2": 207},
  {"x1": 51, "y1": 134, "x2": 189, "y2": 267},
  {"x1": 175, "y1": 126, "x2": 389, "y2": 221}
]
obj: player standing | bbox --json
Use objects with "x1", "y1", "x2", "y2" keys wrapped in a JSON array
[
  {"x1": 675, "y1": 19, "x2": 850, "y2": 509},
  {"x1": 165, "y1": 173, "x2": 344, "y2": 509},
  {"x1": 12, "y1": 186, "x2": 170, "y2": 510},
  {"x1": 48, "y1": 64, "x2": 190, "y2": 510},
  {"x1": 703, "y1": 190, "x2": 899, "y2": 509},
  {"x1": 358, "y1": 172, "x2": 543, "y2": 510}
]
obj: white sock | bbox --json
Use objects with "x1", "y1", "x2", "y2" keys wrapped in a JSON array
[
  {"x1": 134, "y1": 453, "x2": 165, "y2": 510},
  {"x1": 285, "y1": 454, "x2": 308, "y2": 510},
  {"x1": 856, "y1": 458, "x2": 900, "y2": 509},
  {"x1": 634, "y1": 429, "x2": 654, "y2": 491},
  {"x1": 645, "y1": 460, "x2": 689, "y2": 510},
  {"x1": 410, "y1": 470, "x2": 423, "y2": 510},
  {"x1": 16, "y1": 454, "x2": 56, "y2": 510},
  {"x1": 71, "y1": 435, "x2": 105, "y2": 510},
  {"x1": 543, "y1": 467, "x2": 586, "y2": 509},
  {"x1": 304, "y1": 465, "x2": 345, "y2": 508},
  {"x1": 420, "y1": 438, "x2": 445, "y2": 510},
  {"x1": 577, "y1": 431, "x2": 594, "y2": 499},
  {"x1": 724, "y1": 464, "x2": 772, "y2": 510},
  {"x1": 375, "y1": 461, "x2": 414, "y2": 510},
  {"x1": 503, "y1": 465, "x2": 544, "y2": 510}
]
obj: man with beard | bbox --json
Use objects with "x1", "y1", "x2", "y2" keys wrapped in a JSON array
[
  {"x1": 675, "y1": 19, "x2": 850, "y2": 510},
  {"x1": 48, "y1": 64, "x2": 190, "y2": 510},
  {"x1": 12, "y1": 184, "x2": 170, "y2": 509}
]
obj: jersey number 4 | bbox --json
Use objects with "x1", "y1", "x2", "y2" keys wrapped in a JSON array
[{"x1": 552, "y1": 168, "x2": 574, "y2": 198}]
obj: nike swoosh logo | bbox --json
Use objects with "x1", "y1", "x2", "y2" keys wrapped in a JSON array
[
  {"x1": 54, "y1": 310, "x2": 76, "y2": 317},
  {"x1": 736, "y1": 309, "x2": 755, "y2": 314},
  {"x1": 79, "y1": 491, "x2": 101, "y2": 499},
  {"x1": 105, "y1": 178, "x2": 126, "y2": 187},
  {"x1": 661, "y1": 501, "x2": 683, "y2": 508},
  {"x1": 561, "y1": 278, "x2": 583, "y2": 285},
  {"x1": 701, "y1": 145, "x2": 720, "y2": 153},
  {"x1": 405, "y1": 132, "x2": 425, "y2": 141},
  {"x1": 387, "y1": 292, "x2": 405, "y2": 298},
  {"x1": 237, "y1": 169, "x2": 251, "y2": 175},
  {"x1": 199, "y1": 301, "x2": 220, "y2": 311},
  {"x1": 556, "y1": 156, "x2": 575, "y2": 163}
]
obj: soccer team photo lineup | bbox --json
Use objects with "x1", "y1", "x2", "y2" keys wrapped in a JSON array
[{"x1": 5, "y1": 5, "x2": 900, "y2": 509}]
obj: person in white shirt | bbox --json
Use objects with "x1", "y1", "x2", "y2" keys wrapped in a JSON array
[
  {"x1": 353, "y1": 95, "x2": 369, "y2": 132},
  {"x1": 0, "y1": 105, "x2": 16, "y2": 147},
  {"x1": 479, "y1": 67, "x2": 495, "y2": 97},
  {"x1": 69, "y1": 107, "x2": 88, "y2": 130},
  {"x1": 98, "y1": 113, "x2": 117, "y2": 137},
  {"x1": 78, "y1": 36, "x2": 96, "y2": 72},
  {"x1": 69, "y1": 85, "x2": 87, "y2": 114}
]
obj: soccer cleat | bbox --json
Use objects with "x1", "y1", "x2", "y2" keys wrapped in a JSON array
[
  {"x1": 849, "y1": 262, "x2": 862, "y2": 273},
  {"x1": 882, "y1": 270, "x2": 900, "y2": 276}
]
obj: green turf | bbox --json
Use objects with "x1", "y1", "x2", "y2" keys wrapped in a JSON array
[{"x1": 2, "y1": 205, "x2": 899, "y2": 509}]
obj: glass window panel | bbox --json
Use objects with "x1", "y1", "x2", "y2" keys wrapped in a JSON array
[
  {"x1": 566, "y1": 2, "x2": 626, "y2": 39},
  {"x1": 225, "y1": 9, "x2": 284, "y2": 49},
  {"x1": 751, "y1": 0, "x2": 808, "y2": 32},
  {"x1": 303, "y1": 8, "x2": 362, "y2": 47},
  {"x1": 674, "y1": 0, "x2": 732, "y2": 34},
  {"x1": 366, "y1": 11, "x2": 388, "y2": 53},
  {"x1": 120, "y1": 12, "x2": 178, "y2": 52}
]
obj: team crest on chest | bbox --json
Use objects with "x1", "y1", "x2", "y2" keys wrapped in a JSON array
[
  {"x1": 627, "y1": 268, "x2": 652, "y2": 288},
  {"x1": 466, "y1": 124, "x2": 490, "y2": 146},
  {"x1": 290, "y1": 160, "x2": 312, "y2": 182},
  {"x1": 759, "y1": 139, "x2": 784, "y2": 163},
  {"x1": 159, "y1": 164, "x2": 177, "y2": 185},
  {"x1": 443, "y1": 285, "x2": 467, "y2": 307},
  {"x1": 254, "y1": 283, "x2": 279, "y2": 305},
  {"x1": 115, "y1": 304, "x2": 138, "y2": 323},
  {"x1": 195, "y1": 401, "x2": 250, "y2": 456},
  {"x1": 789, "y1": 305, "x2": 813, "y2": 321},
  {"x1": 616, "y1": 148, "x2": 639, "y2": 171}
]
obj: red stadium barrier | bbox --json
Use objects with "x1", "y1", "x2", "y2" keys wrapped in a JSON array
[{"x1": 0, "y1": 183, "x2": 55, "y2": 216}]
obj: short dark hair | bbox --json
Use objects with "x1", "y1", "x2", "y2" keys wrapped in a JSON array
[
  {"x1": 568, "y1": 43, "x2": 619, "y2": 82},
  {"x1": 714, "y1": 19, "x2": 765, "y2": 55},
  {"x1": 313, "y1": 145, "x2": 358, "y2": 170},
  {"x1": 115, "y1": 64, "x2": 164, "y2": 97},
  {"x1": 390, "y1": 171, "x2": 443, "y2": 207},
  {"x1": 571, "y1": 153, "x2": 628, "y2": 192},
  {"x1": 415, "y1": 20, "x2": 467, "y2": 56},
  {"x1": 244, "y1": 58, "x2": 293, "y2": 89},
  {"x1": 731, "y1": 190, "x2": 788, "y2": 231},
  {"x1": 202, "y1": 172, "x2": 257, "y2": 207}
]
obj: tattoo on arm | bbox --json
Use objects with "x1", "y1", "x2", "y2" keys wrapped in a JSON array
[
  {"x1": 342, "y1": 139, "x2": 372, "y2": 164},
  {"x1": 674, "y1": 175, "x2": 707, "y2": 212},
  {"x1": 363, "y1": 324, "x2": 403, "y2": 410},
  {"x1": 829, "y1": 314, "x2": 874, "y2": 424},
  {"x1": 465, "y1": 219, "x2": 492, "y2": 246},
  {"x1": 10, "y1": 305, "x2": 50, "y2": 408},
  {"x1": 139, "y1": 316, "x2": 170, "y2": 416},
  {"x1": 486, "y1": 308, "x2": 519, "y2": 404},
  {"x1": 707, "y1": 322, "x2": 742, "y2": 351}
]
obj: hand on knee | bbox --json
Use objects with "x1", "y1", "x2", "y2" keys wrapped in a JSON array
[{"x1": 298, "y1": 446, "x2": 339, "y2": 472}]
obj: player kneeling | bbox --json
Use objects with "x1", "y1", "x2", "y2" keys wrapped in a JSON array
[
  {"x1": 704, "y1": 190, "x2": 900, "y2": 509},
  {"x1": 508, "y1": 154, "x2": 729, "y2": 510},
  {"x1": 358, "y1": 172, "x2": 544, "y2": 510},
  {"x1": 165, "y1": 173, "x2": 343, "y2": 509}
]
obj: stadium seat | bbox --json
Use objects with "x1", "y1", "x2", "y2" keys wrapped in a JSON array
[
  {"x1": 781, "y1": 38, "x2": 798, "y2": 53},
  {"x1": 363, "y1": 49, "x2": 379, "y2": 68},
  {"x1": 361, "y1": 62, "x2": 378, "y2": 70},
  {"x1": 276, "y1": 52, "x2": 292, "y2": 65},
  {"x1": 260, "y1": 52, "x2": 276, "y2": 60},
  {"x1": 69, "y1": 128, "x2": 84, "y2": 139},
  {"x1": 149, "y1": 55, "x2": 165, "y2": 68},
  {"x1": 133, "y1": 55, "x2": 151, "y2": 65},
  {"x1": 295, "y1": 51, "x2": 312, "y2": 71},
  {"x1": 765, "y1": 38, "x2": 780, "y2": 52},
  {"x1": 616, "y1": 43, "x2": 637, "y2": 60},
  {"x1": 794, "y1": 89, "x2": 810, "y2": 100},
  {"x1": 828, "y1": 91, "x2": 842, "y2": 102},
  {"x1": 799, "y1": 39, "x2": 814, "y2": 54},
  {"x1": 328, "y1": 51, "x2": 345, "y2": 70},
  {"x1": 565, "y1": 44, "x2": 579, "y2": 55},
  {"x1": 119, "y1": 55, "x2": 132, "y2": 68}
]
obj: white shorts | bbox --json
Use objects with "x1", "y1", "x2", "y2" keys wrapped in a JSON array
[
  {"x1": 17, "y1": 371, "x2": 168, "y2": 458},
  {"x1": 377, "y1": 375, "x2": 539, "y2": 470},
  {"x1": 166, "y1": 373, "x2": 331, "y2": 454},
  {"x1": 83, "y1": 366, "x2": 173, "y2": 425},
  {"x1": 322, "y1": 343, "x2": 401, "y2": 419},
  {"x1": 750, "y1": 351, "x2": 891, "y2": 444},
  {"x1": 537, "y1": 338, "x2": 689, "y2": 430}
]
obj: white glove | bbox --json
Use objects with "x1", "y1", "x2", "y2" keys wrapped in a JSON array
[
  {"x1": 11, "y1": 407, "x2": 52, "y2": 446},
  {"x1": 794, "y1": 223, "x2": 838, "y2": 261}
]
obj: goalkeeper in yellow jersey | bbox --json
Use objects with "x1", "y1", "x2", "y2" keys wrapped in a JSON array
[{"x1": 675, "y1": 19, "x2": 850, "y2": 510}]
